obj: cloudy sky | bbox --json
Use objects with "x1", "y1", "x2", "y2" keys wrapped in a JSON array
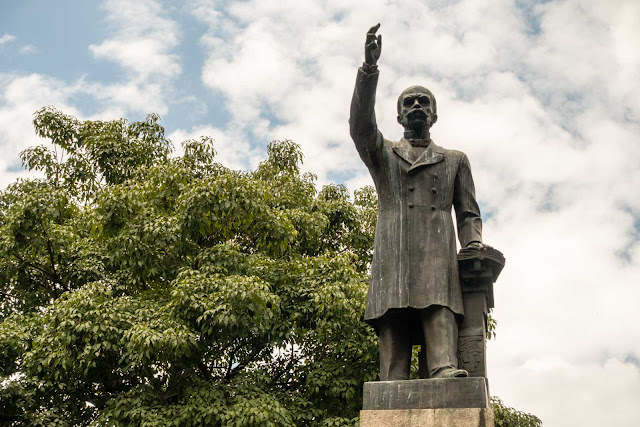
[{"x1": 2, "y1": 0, "x2": 639, "y2": 424}]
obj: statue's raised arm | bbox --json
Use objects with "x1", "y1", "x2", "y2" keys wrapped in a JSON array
[{"x1": 349, "y1": 24, "x2": 384, "y2": 168}]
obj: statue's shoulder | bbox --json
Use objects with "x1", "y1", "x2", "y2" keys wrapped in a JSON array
[
  {"x1": 438, "y1": 145, "x2": 468, "y2": 162},
  {"x1": 381, "y1": 136, "x2": 401, "y2": 150}
]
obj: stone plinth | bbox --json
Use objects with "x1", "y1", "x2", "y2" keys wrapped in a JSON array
[
  {"x1": 360, "y1": 408, "x2": 494, "y2": 427},
  {"x1": 361, "y1": 378, "x2": 493, "y2": 427},
  {"x1": 363, "y1": 377, "x2": 490, "y2": 410}
]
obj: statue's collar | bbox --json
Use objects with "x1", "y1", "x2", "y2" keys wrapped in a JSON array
[
  {"x1": 393, "y1": 139, "x2": 445, "y2": 173},
  {"x1": 403, "y1": 131, "x2": 431, "y2": 147},
  {"x1": 407, "y1": 138, "x2": 431, "y2": 147}
]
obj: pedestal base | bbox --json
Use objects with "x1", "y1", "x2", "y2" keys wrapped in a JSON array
[
  {"x1": 360, "y1": 408, "x2": 494, "y2": 427},
  {"x1": 363, "y1": 377, "x2": 490, "y2": 410},
  {"x1": 361, "y1": 378, "x2": 493, "y2": 427}
]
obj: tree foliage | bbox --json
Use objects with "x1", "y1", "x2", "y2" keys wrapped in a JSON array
[
  {"x1": 0, "y1": 108, "x2": 539, "y2": 426},
  {"x1": 492, "y1": 397, "x2": 542, "y2": 427},
  {"x1": 1, "y1": 108, "x2": 377, "y2": 426}
]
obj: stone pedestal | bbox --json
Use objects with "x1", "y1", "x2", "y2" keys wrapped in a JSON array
[
  {"x1": 360, "y1": 408, "x2": 494, "y2": 427},
  {"x1": 360, "y1": 378, "x2": 494, "y2": 427}
]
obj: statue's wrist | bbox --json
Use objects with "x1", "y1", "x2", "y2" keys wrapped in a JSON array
[{"x1": 362, "y1": 62, "x2": 378, "y2": 73}]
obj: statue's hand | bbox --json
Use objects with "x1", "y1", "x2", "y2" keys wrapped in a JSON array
[
  {"x1": 364, "y1": 23, "x2": 382, "y2": 66},
  {"x1": 466, "y1": 241, "x2": 484, "y2": 250}
]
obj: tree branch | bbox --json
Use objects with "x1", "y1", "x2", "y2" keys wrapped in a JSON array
[
  {"x1": 224, "y1": 347, "x2": 239, "y2": 380},
  {"x1": 40, "y1": 219, "x2": 69, "y2": 292},
  {"x1": 225, "y1": 344, "x2": 265, "y2": 382},
  {"x1": 12, "y1": 253, "x2": 58, "y2": 298},
  {"x1": 270, "y1": 342, "x2": 301, "y2": 384}
]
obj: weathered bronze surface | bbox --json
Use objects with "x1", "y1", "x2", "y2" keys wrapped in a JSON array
[
  {"x1": 350, "y1": 24, "x2": 498, "y2": 382},
  {"x1": 456, "y1": 247, "x2": 505, "y2": 377}
]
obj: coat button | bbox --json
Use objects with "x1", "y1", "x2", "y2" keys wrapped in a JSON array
[
  {"x1": 431, "y1": 188, "x2": 437, "y2": 194},
  {"x1": 430, "y1": 205, "x2": 436, "y2": 210},
  {"x1": 408, "y1": 186, "x2": 415, "y2": 191},
  {"x1": 408, "y1": 203, "x2": 414, "y2": 208}
]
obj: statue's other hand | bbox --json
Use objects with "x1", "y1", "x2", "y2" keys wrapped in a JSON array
[
  {"x1": 365, "y1": 23, "x2": 382, "y2": 66},
  {"x1": 466, "y1": 241, "x2": 484, "y2": 250}
]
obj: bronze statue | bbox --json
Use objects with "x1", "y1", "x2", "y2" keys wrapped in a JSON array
[{"x1": 350, "y1": 24, "x2": 484, "y2": 381}]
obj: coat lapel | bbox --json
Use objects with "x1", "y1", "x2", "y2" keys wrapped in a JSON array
[
  {"x1": 392, "y1": 139, "x2": 446, "y2": 173},
  {"x1": 391, "y1": 142, "x2": 414, "y2": 165},
  {"x1": 409, "y1": 143, "x2": 445, "y2": 173}
]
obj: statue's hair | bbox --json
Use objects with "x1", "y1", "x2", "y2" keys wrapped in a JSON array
[{"x1": 397, "y1": 86, "x2": 437, "y2": 115}]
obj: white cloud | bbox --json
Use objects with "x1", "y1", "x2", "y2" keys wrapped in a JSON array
[
  {"x1": 89, "y1": 0, "x2": 181, "y2": 80},
  {"x1": 19, "y1": 44, "x2": 38, "y2": 55},
  {"x1": 0, "y1": 33, "x2": 16, "y2": 45},
  {"x1": 79, "y1": 79, "x2": 171, "y2": 116},
  {"x1": 490, "y1": 354, "x2": 640, "y2": 425},
  {"x1": 91, "y1": 38, "x2": 180, "y2": 79},
  {"x1": 186, "y1": 0, "x2": 223, "y2": 28},
  {"x1": 86, "y1": 0, "x2": 182, "y2": 115},
  {"x1": 0, "y1": 74, "x2": 82, "y2": 189},
  {"x1": 190, "y1": 0, "x2": 364, "y2": 184},
  {"x1": 168, "y1": 125, "x2": 264, "y2": 172}
]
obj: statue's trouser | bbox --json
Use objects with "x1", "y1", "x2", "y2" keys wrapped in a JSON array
[{"x1": 378, "y1": 306, "x2": 458, "y2": 381}]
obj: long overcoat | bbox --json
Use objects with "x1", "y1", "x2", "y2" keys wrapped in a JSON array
[{"x1": 349, "y1": 67, "x2": 483, "y2": 324}]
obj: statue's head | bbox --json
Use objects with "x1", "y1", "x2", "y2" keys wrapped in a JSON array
[{"x1": 397, "y1": 85, "x2": 438, "y2": 132}]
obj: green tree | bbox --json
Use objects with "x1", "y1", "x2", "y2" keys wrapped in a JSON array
[
  {"x1": 1, "y1": 107, "x2": 377, "y2": 426},
  {"x1": 492, "y1": 397, "x2": 542, "y2": 427},
  {"x1": 0, "y1": 108, "x2": 539, "y2": 426}
]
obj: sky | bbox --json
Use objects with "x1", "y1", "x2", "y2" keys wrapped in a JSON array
[{"x1": 1, "y1": 0, "x2": 639, "y2": 425}]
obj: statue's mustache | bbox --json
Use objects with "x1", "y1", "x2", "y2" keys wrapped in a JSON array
[{"x1": 406, "y1": 108, "x2": 428, "y2": 120}]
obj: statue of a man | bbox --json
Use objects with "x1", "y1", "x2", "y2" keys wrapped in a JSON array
[{"x1": 350, "y1": 24, "x2": 483, "y2": 381}]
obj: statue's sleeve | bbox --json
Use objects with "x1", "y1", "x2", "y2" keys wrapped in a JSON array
[
  {"x1": 453, "y1": 153, "x2": 483, "y2": 247},
  {"x1": 349, "y1": 67, "x2": 383, "y2": 171}
]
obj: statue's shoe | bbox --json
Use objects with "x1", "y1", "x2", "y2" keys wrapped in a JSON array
[{"x1": 431, "y1": 368, "x2": 468, "y2": 379}]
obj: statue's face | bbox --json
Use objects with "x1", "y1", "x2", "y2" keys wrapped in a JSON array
[{"x1": 397, "y1": 88, "x2": 437, "y2": 131}]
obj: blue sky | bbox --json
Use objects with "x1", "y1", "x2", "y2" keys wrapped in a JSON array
[{"x1": 2, "y1": 1, "x2": 640, "y2": 425}]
